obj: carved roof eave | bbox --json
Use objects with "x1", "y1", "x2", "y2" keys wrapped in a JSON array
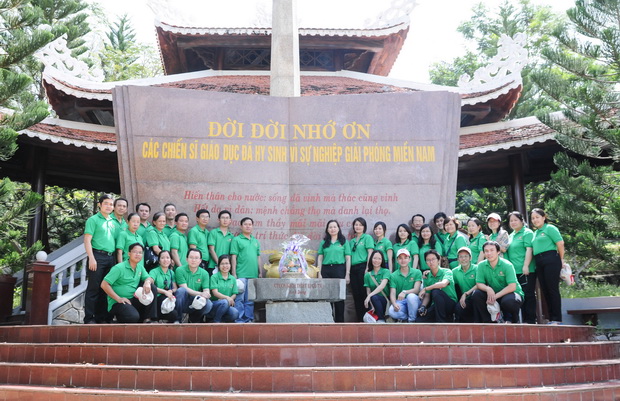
[
  {"x1": 42, "y1": 68, "x2": 521, "y2": 109},
  {"x1": 20, "y1": 117, "x2": 117, "y2": 152}
]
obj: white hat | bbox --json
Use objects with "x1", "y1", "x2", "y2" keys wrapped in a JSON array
[
  {"x1": 487, "y1": 301, "x2": 502, "y2": 322},
  {"x1": 134, "y1": 287, "x2": 154, "y2": 306},
  {"x1": 190, "y1": 295, "x2": 207, "y2": 310},
  {"x1": 487, "y1": 213, "x2": 502, "y2": 223},
  {"x1": 236, "y1": 279, "x2": 245, "y2": 294},
  {"x1": 457, "y1": 246, "x2": 472, "y2": 257},
  {"x1": 161, "y1": 297, "x2": 176, "y2": 314},
  {"x1": 396, "y1": 248, "x2": 411, "y2": 257}
]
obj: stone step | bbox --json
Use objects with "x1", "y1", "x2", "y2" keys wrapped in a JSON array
[
  {"x1": 1, "y1": 381, "x2": 619, "y2": 400},
  {"x1": 1, "y1": 360, "x2": 618, "y2": 392},
  {"x1": 2, "y1": 341, "x2": 618, "y2": 367},
  {"x1": 0, "y1": 323, "x2": 594, "y2": 345}
]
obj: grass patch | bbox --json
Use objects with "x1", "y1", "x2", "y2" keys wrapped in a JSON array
[{"x1": 561, "y1": 279, "x2": 620, "y2": 298}]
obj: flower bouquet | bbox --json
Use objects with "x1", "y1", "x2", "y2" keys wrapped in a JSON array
[{"x1": 278, "y1": 234, "x2": 310, "y2": 278}]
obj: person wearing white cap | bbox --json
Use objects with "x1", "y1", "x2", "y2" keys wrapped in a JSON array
[
  {"x1": 487, "y1": 213, "x2": 509, "y2": 255},
  {"x1": 387, "y1": 248, "x2": 422, "y2": 322},
  {"x1": 452, "y1": 247, "x2": 478, "y2": 323},
  {"x1": 175, "y1": 248, "x2": 213, "y2": 322},
  {"x1": 101, "y1": 242, "x2": 157, "y2": 323}
]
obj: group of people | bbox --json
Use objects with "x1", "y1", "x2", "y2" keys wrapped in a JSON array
[
  {"x1": 316, "y1": 211, "x2": 566, "y2": 324},
  {"x1": 83, "y1": 195, "x2": 259, "y2": 324},
  {"x1": 84, "y1": 194, "x2": 566, "y2": 325}
]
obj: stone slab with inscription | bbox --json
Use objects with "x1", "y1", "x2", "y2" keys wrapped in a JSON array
[
  {"x1": 248, "y1": 278, "x2": 345, "y2": 302},
  {"x1": 265, "y1": 302, "x2": 334, "y2": 323}
]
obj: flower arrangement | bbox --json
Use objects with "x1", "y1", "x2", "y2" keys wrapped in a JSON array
[{"x1": 278, "y1": 234, "x2": 310, "y2": 278}]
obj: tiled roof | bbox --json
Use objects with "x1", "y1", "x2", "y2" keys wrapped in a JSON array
[{"x1": 21, "y1": 119, "x2": 116, "y2": 151}]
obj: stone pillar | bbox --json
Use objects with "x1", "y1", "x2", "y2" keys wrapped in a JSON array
[
  {"x1": 24, "y1": 253, "x2": 54, "y2": 325},
  {"x1": 270, "y1": 0, "x2": 300, "y2": 97},
  {"x1": 509, "y1": 154, "x2": 527, "y2": 217}
]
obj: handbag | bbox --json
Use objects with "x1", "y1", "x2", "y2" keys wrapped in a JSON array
[
  {"x1": 363, "y1": 307, "x2": 379, "y2": 323},
  {"x1": 144, "y1": 246, "x2": 159, "y2": 270}
]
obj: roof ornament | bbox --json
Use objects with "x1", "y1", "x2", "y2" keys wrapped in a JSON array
[
  {"x1": 363, "y1": 0, "x2": 417, "y2": 29},
  {"x1": 36, "y1": 36, "x2": 104, "y2": 82},
  {"x1": 457, "y1": 33, "x2": 528, "y2": 91}
]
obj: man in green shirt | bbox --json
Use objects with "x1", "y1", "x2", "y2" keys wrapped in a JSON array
[
  {"x1": 112, "y1": 198, "x2": 129, "y2": 233},
  {"x1": 231, "y1": 217, "x2": 261, "y2": 323},
  {"x1": 472, "y1": 241, "x2": 524, "y2": 323},
  {"x1": 417, "y1": 249, "x2": 457, "y2": 322},
  {"x1": 170, "y1": 212, "x2": 190, "y2": 268},
  {"x1": 208, "y1": 210, "x2": 234, "y2": 268},
  {"x1": 410, "y1": 214, "x2": 425, "y2": 242},
  {"x1": 83, "y1": 194, "x2": 119, "y2": 324},
  {"x1": 135, "y1": 202, "x2": 151, "y2": 238},
  {"x1": 188, "y1": 208, "x2": 210, "y2": 271},
  {"x1": 101, "y1": 243, "x2": 156, "y2": 323},
  {"x1": 174, "y1": 248, "x2": 213, "y2": 323},
  {"x1": 163, "y1": 203, "x2": 177, "y2": 237},
  {"x1": 387, "y1": 248, "x2": 422, "y2": 322},
  {"x1": 452, "y1": 247, "x2": 478, "y2": 323}
]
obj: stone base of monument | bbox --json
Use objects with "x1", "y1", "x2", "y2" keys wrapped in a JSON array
[{"x1": 248, "y1": 278, "x2": 345, "y2": 323}]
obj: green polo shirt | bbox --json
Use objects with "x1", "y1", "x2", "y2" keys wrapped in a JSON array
[
  {"x1": 175, "y1": 264, "x2": 210, "y2": 292},
  {"x1": 389, "y1": 267, "x2": 422, "y2": 294},
  {"x1": 476, "y1": 258, "x2": 524, "y2": 298},
  {"x1": 163, "y1": 224, "x2": 175, "y2": 238},
  {"x1": 169, "y1": 230, "x2": 189, "y2": 264},
  {"x1": 104, "y1": 260, "x2": 149, "y2": 311},
  {"x1": 115, "y1": 230, "x2": 144, "y2": 261},
  {"x1": 363, "y1": 268, "x2": 391, "y2": 297},
  {"x1": 318, "y1": 240, "x2": 350, "y2": 265},
  {"x1": 348, "y1": 233, "x2": 374, "y2": 265},
  {"x1": 146, "y1": 228, "x2": 170, "y2": 251},
  {"x1": 149, "y1": 266, "x2": 176, "y2": 290},
  {"x1": 85, "y1": 212, "x2": 118, "y2": 253},
  {"x1": 424, "y1": 267, "x2": 457, "y2": 302},
  {"x1": 392, "y1": 240, "x2": 420, "y2": 268},
  {"x1": 452, "y1": 264, "x2": 478, "y2": 296},
  {"x1": 207, "y1": 228, "x2": 234, "y2": 266},
  {"x1": 112, "y1": 216, "x2": 128, "y2": 234},
  {"x1": 230, "y1": 234, "x2": 261, "y2": 278},
  {"x1": 444, "y1": 233, "x2": 468, "y2": 268},
  {"x1": 532, "y1": 224, "x2": 563, "y2": 256},
  {"x1": 468, "y1": 232, "x2": 485, "y2": 262},
  {"x1": 209, "y1": 271, "x2": 238, "y2": 301},
  {"x1": 136, "y1": 222, "x2": 152, "y2": 239},
  {"x1": 507, "y1": 227, "x2": 536, "y2": 274},
  {"x1": 188, "y1": 225, "x2": 210, "y2": 262},
  {"x1": 374, "y1": 237, "x2": 393, "y2": 263},
  {"x1": 418, "y1": 242, "x2": 443, "y2": 271},
  {"x1": 434, "y1": 232, "x2": 449, "y2": 252}
]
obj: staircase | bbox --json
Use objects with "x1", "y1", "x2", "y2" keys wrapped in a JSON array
[{"x1": 0, "y1": 323, "x2": 618, "y2": 400}]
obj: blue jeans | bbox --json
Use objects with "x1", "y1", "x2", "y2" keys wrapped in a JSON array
[
  {"x1": 206, "y1": 298, "x2": 240, "y2": 323},
  {"x1": 175, "y1": 287, "x2": 213, "y2": 323},
  {"x1": 388, "y1": 293, "x2": 421, "y2": 322},
  {"x1": 234, "y1": 278, "x2": 254, "y2": 322}
]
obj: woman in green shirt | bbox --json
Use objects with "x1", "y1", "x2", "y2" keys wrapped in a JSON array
[
  {"x1": 507, "y1": 211, "x2": 536, "y2": 324},
  {"x1": 146, "y1": 212, "x2": 171, "y2": 270},
  {"x1": 467, "y1": 217, "x2": 485, "y2": 263},
  {"x1": 373, "y1": 221, "x2": 393, "y2": 271},
  {"x1": 116, "y1": 213, "x2": 144, "y2": 263},
  {"x1": 148, "y1": 250, "x2": 178, "y2": 323},
  {"x1": 317, "y1": 219, "x2": 351, "y2": 322},
  {"x1": 444, "y1": 217, "x2": 468, "y2": 268},
  {"x1": 392, "y1": 224, "x2": 420, "y2": 270},
  {"x1": 348, "y1": 217, "x2": 374, "y2": 322},
  {"x1": 417, "y1": 224, "x2": 443, "y2": 272},
  {"x1": 363, "y1": 250, "x2": 390, "y2": 322},
  {"x1": 487, "y1": 213, "x2": 509, "y2": 255},
  {"x1": 531, "y1": 208, "x2": 565, "y2": 323}
]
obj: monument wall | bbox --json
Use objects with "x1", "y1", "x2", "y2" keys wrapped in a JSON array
[{"x1": 113, "y1": 86, "x2": 461, "y2": 254}]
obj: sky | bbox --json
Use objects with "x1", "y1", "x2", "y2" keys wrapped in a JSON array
[{"x1": 90, "y1": 0, "x2": 576, "y2": 83}]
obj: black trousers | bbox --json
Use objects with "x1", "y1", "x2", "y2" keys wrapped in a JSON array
[
  {"x1": 417, "y1": 289, "x2": 456, "y2": 323},
  {"x1": 349, "y1": 262, "x2": 367, "y2": 322},
  {"x1": 84, "y1": 250, "x2": 115, "y2": 323},
  {"x1": 109, "y1": 283, "x2": 158, "y2": 323},
  {"x1": 471, "y1": 290, "x2": 522, "y2": 323},
  {"x1": 535, "y1": 251, "x2": 562, "y2": 322},
  {"x1": 321, "y1": 263, "x2": 345, "y2": 322},
  {"x1": 454, "y1": 292, "x2": 475, "y2": 323},
  {"x1": 518, "y1": 272, "x2": 537, "y2": 324},
  {"x1": 155, "y1": 294, "x2": 179, "y2": 322}
]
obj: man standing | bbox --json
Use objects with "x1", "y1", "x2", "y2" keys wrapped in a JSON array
[
  {"x1": 163, "y1": 203, "x2": 177, "y2": 237},
  {"x1": 410, "y1": 214, "x2": 425, "y2": 242},
  {"x1": 417, "y1": 249, "x2": 457, "y2": 322},
  {"x1": 112, "y1": 198, "x2": 128, "y2": 232},
  {"x1": 83, "y1": 194, "x2": 118, "y2": 324},
  {"x1": 135, "y1": 202, "x2": 151, "y2": 238},
  {"x1": 170, "y1": 212, "x2": 190, "y2": 268},
  {"x1": 208, "y1": 210, "x2": 234, "y2": 268},
  {"x1": 188, "y1": 209, "x2": 210, "y2": 271},
  {"x1": 387, "y1": 248, "x2": 422, "y2": 322},
  {"x1": 472, "y1": 241, "x2": 524, "y2": 323},
  {"x1": 175, "y1": 248, "x2": 213, "y2": 322},
  {"x1": 231, "y1": 217, "x2": 261, "y2": 323}
]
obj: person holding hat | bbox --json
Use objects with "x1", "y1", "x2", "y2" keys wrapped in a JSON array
[
  {"x1": 205, "y1": 254, "x2": 240, "y2": 323},
  {"x1": 387, "y1": 248, "x2": 422, "y2": 322},
  {"x1": 471, "y1": 241, "x2": 524, "y2": 323},
  {"x1": 417, "y1": 249, "x2": 457, "y2": 322},
  {"x1": 487, "y1": 213, "x2": 509, "y2": 255},
  {"x1": 175, "y1": 248, "x2": 213, "y2": 323},
  {"x1": 101, "y1": 242, "x2": 157, "y2": 323},
  {"x1": 149, "y1": 250, "x2": 179, "y2": 323},
  {"x1": 452, "y1": 246, "x2": 478, "y2": 323}
]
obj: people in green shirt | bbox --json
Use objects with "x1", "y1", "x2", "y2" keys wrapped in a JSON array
[
  {"x1": 387, "y1": 249, "x2": 422, "y2": 322},
  {"x1": 208, "y1": 210, "x2": 234, "y2": 268},
  {"x1": 231, "y1": 217, "x2": 261, "y2": 323},
  {"x1": 148, "y1": 250, "x2": 178, "y2": 323},
  {"x1": 467, "y1": 218, "x2": 485, "y2": 263},
  {"x1": 443, "y1": 217, "x2": 468, "y2": 268},
  {"x1": 417, "y1": 224, "x2": 443, "y2": 272},
  {"x1": 452, "y1": 247, "x2": 478, "y2": 323},
  {"x1": 115, "y1": 213, "x2": 144, "y2": 263},
  {"x1": 392, "y1": 224, "x2": 420, "y2": 270},
  {"x1": 135, "y1": 202, "x2": 152, "y2": 239},
  {"x1": 163, "y1": 203, "x2": 177, "y2": 237},
  {"x1": 347, "y1": 217, "x2": 374, "y2": 322},
  {"x1": 507, "y1": 211, "x2": 537, "y2": 324},
  {"x1": 205, "y1": 254, "x2": 239, "y2": 323},
  {"x1": 432, "y1": 212, "x2": 449, "y2": 252},
  {"x1": 317, "y1": 219, "x2": 351, "y2": 323},
  {"x1": 373, "y1": 221, "x2": 393, "y2": 271},
  {"x1": 409, "y1": 214, "x2": 425, "y2": 244},
  {"x1": 487, "y1": 213, "x2": 509, "y2": 255},
  {"x1": 363, "y1": 250, "x2": 391, "y2": 322},
  {"x1": 112, "y1": 198, "x2": 129, "y2": 234},
  {"x1": 101, "y1": 243, "x2": 156, "y2": 323},
  {"x1": 170, "y1": 213, "x2": 190, "y2": 268},
  {"x1": 417, "y1": 249, "x2": 457, "y2": 322},
  {"x1": 146, "y1": 212, "x2": 171, "y2": 270},
  {"x1": 472, "y1": 241, "x2": 524, "y2": 323},
  {"x1": 175, "y1": 248, "x2": 213, "y2": 323},
  {"x1": 188, "y1": 208, "x2": 210, "y2": 270}
]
